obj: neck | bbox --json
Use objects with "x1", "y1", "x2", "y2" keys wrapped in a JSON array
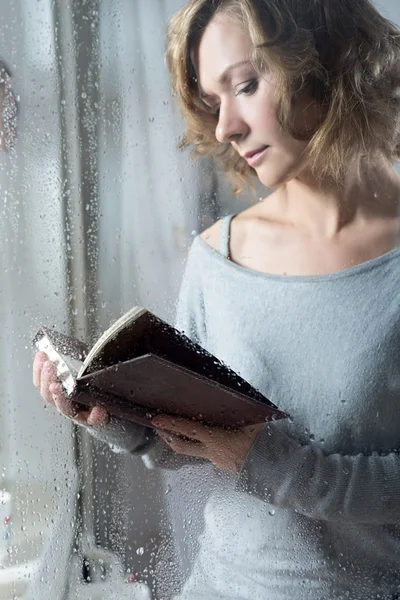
[{"x1": 273, "y1": 159, "x2": 400, "y2": 238}]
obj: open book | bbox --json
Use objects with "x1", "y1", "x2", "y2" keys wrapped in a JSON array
[{"x1": 33, "y1": 307, "x2": 287, "y2": 429}]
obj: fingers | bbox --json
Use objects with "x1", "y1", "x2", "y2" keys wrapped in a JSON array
[
  {"x1": 33, "y1": 351, "x2": 109, "y2": 427},
  {"x1": 87, "y1": 405, "x2": 109, "y2": 427},
  {"x1": 157, "y1": 429, "x2": 205, "y2": 458},
  {"x1": 48, "y1": 380, "x2": 76, "y2": 418},
  {"x1": 152, "y1": 416, "x2": 208, "y2": 442},
  {"x1": 33, "y1": 351, "x2": 48, "y2": 389},
  {"x1": 49, "y1": 382, "x2": 109, "y2": 426},
  {"x1": 153, "y1": 415, "x2": 209, "y2": 459},
  {"x1": 39, "y1": 360, "x2": 59, "y2": 406},
  {"x1": 71, "y1": 405, "x2": 108, "y2": 427}
]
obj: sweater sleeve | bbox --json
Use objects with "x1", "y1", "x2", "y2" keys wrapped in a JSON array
[
  {"x1": 84, "y1": 239, "x2": 207, "y2": 470},
  {"x1": 238, "y1": 419, "x2": 400, "y2": 524}
]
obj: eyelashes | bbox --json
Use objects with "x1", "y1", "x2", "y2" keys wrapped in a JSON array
[
  {"x1": 203, "y1": 78, "x2": 259, "y2": 118},
  {"x1": 235, "y1": 78, "x2": 259, "y2": 97},
  {"x1": 212, "y1": 78, "x2": 259, "y2": 118}
]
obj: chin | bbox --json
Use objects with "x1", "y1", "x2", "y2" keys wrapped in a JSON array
[
  {"x1": 256, "y1": 169, "x2": 294, "y2": 189},
  {"x1": 255, "y1": 158, "x2": 307, "y2": 189}
]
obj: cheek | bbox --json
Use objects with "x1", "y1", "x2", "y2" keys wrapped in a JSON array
[
  {"x1": 251, "y1": 83, "x2": 281, "y2": 134},
  {"x1": 260, "y1": 109, "x2": 280, "y2": 133},
  {"x1": 255, "y1": 138, "x2": 310, "y2": 187},
  {"x1": 249, "y1": 100, "x2": 280, "y2": 137}
]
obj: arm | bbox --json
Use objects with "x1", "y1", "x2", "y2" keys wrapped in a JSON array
[
  {"x1": 35, "y1": 353, "x2": 205, "y2": 470},
  {"x1": 86, "y1": 415, "x2": 206, "y2": 470},
  {"x1": 34, "y1": 239, "x2": 207, "y2": 470},
  {"x1": 238, "y1": 419, "x2": 400, "y2": 524}
]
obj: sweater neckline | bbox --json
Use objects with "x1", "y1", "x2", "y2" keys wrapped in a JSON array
[{"x1": 195, "y1": 234, "x2": 400, "y2": 283}]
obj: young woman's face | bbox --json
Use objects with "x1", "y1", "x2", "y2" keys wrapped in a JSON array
[{"x1": 195, "y1": 13, "x2": 320, "y2": 188}]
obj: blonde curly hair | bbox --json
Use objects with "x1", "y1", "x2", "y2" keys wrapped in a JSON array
[{"x1": 166, "y1": 0, "x2": 400, "y2": 194}]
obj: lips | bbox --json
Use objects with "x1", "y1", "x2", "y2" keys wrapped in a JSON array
[
  {"x1": 242, "y1": 146, "x2": 269, "y2": 167},
  {"x1": 243, "y1": 146, "x2": 268, "y2": 159}
]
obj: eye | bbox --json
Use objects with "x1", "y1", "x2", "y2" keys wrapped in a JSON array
[
  {"x1": 201, "y1": 102, "x2": 220, "y2": 118},
  {"x1": 235, "y1": 79, "x2": 258, "y2": 97},
  {"x1": 205, "y1": 105, "x2": 220, "y2": 118}
]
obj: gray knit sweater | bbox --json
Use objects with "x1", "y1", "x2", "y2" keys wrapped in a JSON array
[{"x1": 89, "y1": 214, "x2": 400, "y2": 600}]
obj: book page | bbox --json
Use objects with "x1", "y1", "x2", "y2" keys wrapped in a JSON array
[{"x1": 79, "y1": 306, "x2": 146, "y2": 378}]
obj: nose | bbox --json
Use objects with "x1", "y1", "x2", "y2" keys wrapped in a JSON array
[{"x1": 215, "y1": 104, "x2": 248, "y2": 144}]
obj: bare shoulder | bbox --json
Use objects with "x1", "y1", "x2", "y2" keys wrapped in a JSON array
[
  {"x1": 199, "y1": 194, "x2": 284, "y2": 268},
  {"x1": 199, "y1": 213, "x2": 250, "y2": 251},
  {"x1": 199, "y1": 220, "x2": 223, "y2": 251},
  {"x1": 200, "y1": 206, "x2": 266, "y2": 251},
  {"x1": 199, "y1": 200, "x2": 274, "y2": 250}
]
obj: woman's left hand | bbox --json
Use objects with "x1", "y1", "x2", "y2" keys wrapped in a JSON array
[{"x1": 152, "y1": 415, "x2": 264, "y2": 473}]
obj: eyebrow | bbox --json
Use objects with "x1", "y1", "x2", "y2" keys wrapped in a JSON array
[{"x1": 199, "y1": 60, "x2": 252, "y2": 100}]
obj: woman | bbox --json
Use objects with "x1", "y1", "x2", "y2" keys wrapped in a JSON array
[{"x1": 34, "y1": 1, "x2": 400, "y2": 598}]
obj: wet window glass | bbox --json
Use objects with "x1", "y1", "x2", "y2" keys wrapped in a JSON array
[{"x1": 2, "y1": 1, "x2": 400, "y2": 599}]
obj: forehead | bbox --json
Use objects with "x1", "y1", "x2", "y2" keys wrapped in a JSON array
[{"x1": 195, "y1": 14, "x2": 253, "y2": 92}]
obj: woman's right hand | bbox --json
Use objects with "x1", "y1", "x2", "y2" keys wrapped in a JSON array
[{"x1": 33, "y1": 351, "x2": 109, "y2": 427}]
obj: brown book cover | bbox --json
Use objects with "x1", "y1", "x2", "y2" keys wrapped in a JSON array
[{"x1": 33, "y1": 307, "x2": 287, "y2": 429}]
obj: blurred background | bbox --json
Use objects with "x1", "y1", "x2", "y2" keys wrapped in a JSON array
[{"x1": 0, "y1": 1, "x2": 399, "y2": 599}]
